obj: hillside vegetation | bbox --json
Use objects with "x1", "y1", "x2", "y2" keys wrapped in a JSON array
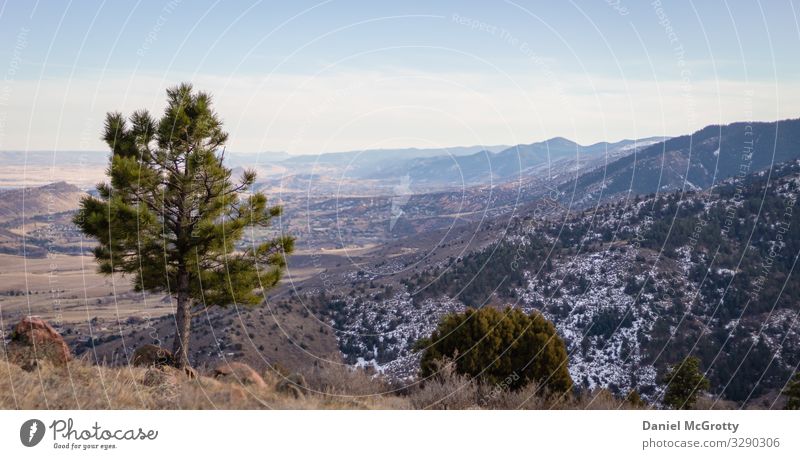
[{"x1": 323, "y1": 158, "x2": 800, "y2": 406}]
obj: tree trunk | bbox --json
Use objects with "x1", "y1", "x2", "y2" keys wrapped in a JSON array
[{"x1": 172, "y1": 268, "x2": 192, "y2": 368}]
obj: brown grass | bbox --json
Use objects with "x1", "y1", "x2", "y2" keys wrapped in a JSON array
[
  {"x1": 0, "y1": 353, "x2": 646, "y2": 410},
  {"x1": 0, "y1": 356, "x2": 408, "y2": 410},
  {"x1": 405, "y1": 360, "x2": 644, "y2": 410},
  {"x1": 301, "y1": 360, "x2": 393, "y2": 397}
]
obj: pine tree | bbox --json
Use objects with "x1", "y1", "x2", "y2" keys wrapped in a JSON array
[
  {"x1": 784, "y1": 372, "x2": 800, "y2": 409},
  {"x1": 74, "y1": 83, "x2": 294, "y2": 368},
  {"x1": 662, "y1": 356, "x2": 710, "y2": 409}
]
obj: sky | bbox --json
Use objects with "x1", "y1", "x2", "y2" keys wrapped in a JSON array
[{"x1": 0, "y1": 0, "x2": 798, "y2": 154}]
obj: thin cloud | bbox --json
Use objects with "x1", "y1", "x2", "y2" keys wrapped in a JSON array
[{"x1": 1, "y1": 71, "x2": 797, "y2": 153}]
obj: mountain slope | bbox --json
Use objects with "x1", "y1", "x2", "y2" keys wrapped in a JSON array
[
  {"x1": 560, "y1": 118, "x2": 800, "y2": 206},
  {"x1": 0, "y1": 181, "x2": 84, "y2": 222},
  {"x1": 318, "y1": 157, "x2": 800, "y2": 405}
]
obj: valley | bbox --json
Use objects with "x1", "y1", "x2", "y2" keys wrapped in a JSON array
[{"x1": 1, "y1": 119, "x2": 798, "y2": 408}]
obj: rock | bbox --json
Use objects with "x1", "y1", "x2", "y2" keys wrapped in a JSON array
[
  {"x1": 276, "y1": 373, "x2": 308, "y2": 398},
  {"x1": 131, "y1": 344, "x2": 175, "y2": 367},
  {"x1": 212, "y1": 362, "x2": 266, "y2": 387},
  {"x1": 7, "y1": 316, "x2": 71, "y2": 368}
]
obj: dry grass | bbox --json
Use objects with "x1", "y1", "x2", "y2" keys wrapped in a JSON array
[
  {"x1": 694, "y1": 395, "x2": 739, "y2": 410},
  {"x1": 302, "y1": 360, "x2": 392, "y2": 396},
  {"x1": 405, "y1": 360, "x2": 644, "y2": 410},
  {"x1": 0, "y1": 352, "x2": 644, "y2": 410},
  {"x1": 0, "y1": 356, "x2": 407, "y2": 410}
]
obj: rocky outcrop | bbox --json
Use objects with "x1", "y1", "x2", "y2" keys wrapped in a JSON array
[{"x1": 7, "y1": 316, "x2": 71, "y2": 369}]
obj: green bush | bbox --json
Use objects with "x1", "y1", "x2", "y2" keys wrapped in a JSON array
[{"x1": 416, "y1": 307, "x2": 572, "y2": 394}]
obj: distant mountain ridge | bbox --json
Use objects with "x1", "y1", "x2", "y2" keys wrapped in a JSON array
[
  {"x1": 3, "y1": 136, "x2": 669, "y2": 193},
  {"x1": 364, "y1": 136, "x2": 664, "y2": 185},
  {"x1": 559, "y1": 118, "x2": 800, "y2": 206},
  {"x1": 281, "y1": 145, "x2": 510, "y2": 166}
]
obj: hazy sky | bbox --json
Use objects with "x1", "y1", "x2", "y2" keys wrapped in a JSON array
[{"x1": 0, "y1": 0, "x2": 798, "y2": 154}]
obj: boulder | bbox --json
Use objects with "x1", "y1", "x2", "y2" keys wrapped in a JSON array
[
  {"x1": 131, "y1": 344, "x2": 175, "y2": 367},
  {"x1": 7, "y1": 316, "x2": 71, "y2": 368},
  {"x1": 212, "y1": 362, "x2": 266, "y2": 387},
  {"x1": 276, "y1": 373, "x2": 308, "y2": 398}
]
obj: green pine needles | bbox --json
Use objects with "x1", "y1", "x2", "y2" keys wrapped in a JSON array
[
  {"x1": 416, "y1": 307, "x2": 573, "y2": 395},
  {"x1": 74, "y1": 83, "x2": 294, "y2": 368}
]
